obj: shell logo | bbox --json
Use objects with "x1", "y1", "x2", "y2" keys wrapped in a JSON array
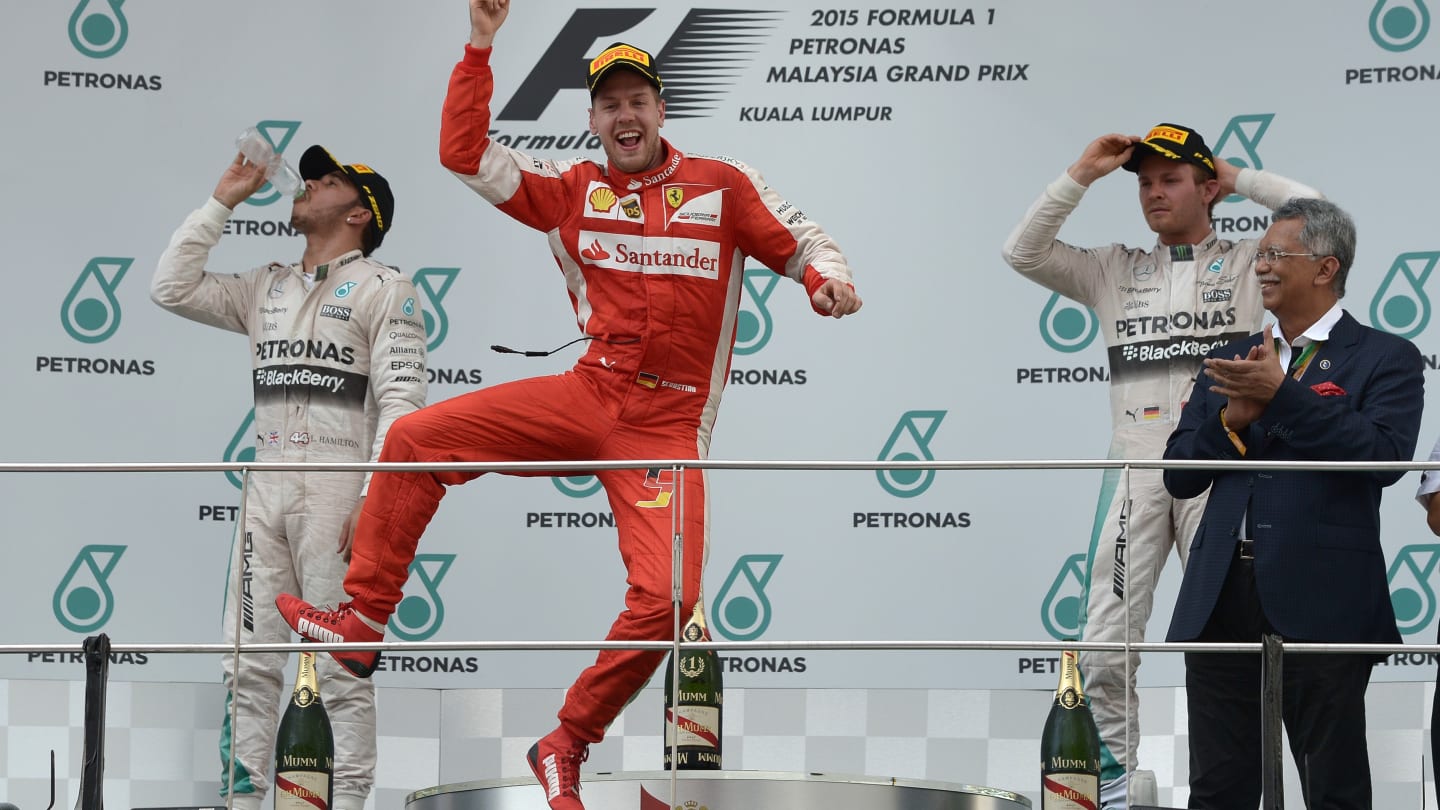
[{"x1": 589, "y1": 187, "x2": 618, "y2": 213}]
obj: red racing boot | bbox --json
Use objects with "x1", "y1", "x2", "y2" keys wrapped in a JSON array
[
  {"x1": 275, "y1": 594, "x2": 382, "y2": 678},
  {"x1": 527, "y1": 726, "x2": 590, "y2": 810}
]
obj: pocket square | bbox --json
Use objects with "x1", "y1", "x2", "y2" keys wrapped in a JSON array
[{"x1": 1311, "y1": 381, "x2": 1346, "y2": 396}]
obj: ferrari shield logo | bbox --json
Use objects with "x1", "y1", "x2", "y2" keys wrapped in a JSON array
[{"x1": 666, "y1": 187, "x2": 684, "y2": 208}]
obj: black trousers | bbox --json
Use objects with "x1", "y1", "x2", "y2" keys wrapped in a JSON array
[{"x1": 1185, "y1": 548, "x2": 1376, "y2": 810}]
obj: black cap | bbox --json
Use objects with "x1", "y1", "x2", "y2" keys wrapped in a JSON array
[
  {"x1": 298, "y1": 145, "x2": 395, "y2": 249},
  {"x1": 586, "y1": 42, "x2": 663, "y2": 96},
  {"x1": 1122, "y1": 123, "x2": 1217, "y2": 176}
]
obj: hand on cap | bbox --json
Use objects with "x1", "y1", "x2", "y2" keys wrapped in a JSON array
[
  {"x1": 1067, "y1": 133, "x2": 1139, "y2": 187},
  {"x1": 1213, "y1": 155, "x2": 1240, "y2": 200},
  {"x1": 468, "y1": 0, "x2": 509, "y2": 49},
  {"x1": 812, "y1": 279, "x2": 862, "y2": 319},
  {"x1": 213, "y1": 152, "x2": 270, "y2": 210}
]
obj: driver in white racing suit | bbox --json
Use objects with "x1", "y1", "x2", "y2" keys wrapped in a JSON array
[
  {"x1": 1001, "y1": 123, "x2": 1320, "y2": 809},
  {"x1": 152, "y1": 143, "x2": 427, "y2": 810}
]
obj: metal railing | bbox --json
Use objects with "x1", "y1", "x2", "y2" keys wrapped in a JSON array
[{"x1": 6, "y1": 456, "x2": 1440, "y2": 810}]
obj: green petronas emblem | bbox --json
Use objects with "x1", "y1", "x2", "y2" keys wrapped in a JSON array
[
  {"x1": 1214, "y1": 114, "x2": 1273, "y2": 203},
  {"x1": 1388, "y1": 544, "x2": 1440, "y2": 635},
  {"x1": 1369, "y1": 251, "x2": 1440, "y2": 338},
  {"x1": 553, "y1": 475, "x2": 603, "y2": 497},
  {"x1": 390, "y1": 554, "x2": 455, "y2": 641},
  {"x1": 1039, "y1": 292, "x2": 1098, "y2": 353},
  {"x1": 245, "y1": 120, "x2": 302, "y2": 207},
  {"x1": 734, "y1": 268, "x2": 780, "y2": 356},
  {"x1": 877, "y1": 410, "x2": 946, "y2": 497},
  {"x1": 1371, "y1": 0, "x2": 1430, "y2": 51},
  {"x1": 62, "y1": 257, "x2": 130, "y2": 343},
  {"x1": 69, "y1": 0, "x2": 128, "y2": 58},
  {"x1": 713, "y1": 554, "x2": 782, "y2": 641},
  {"x1": 1041, "y1": 553, "x2": 1088, "y2": 640},
  {"x1": 54, "y1": 545, "x2": 126, "y2": 632},
  {"x1": 224, "y1": 409, "x2": 258, "y2": 490},
  {"x1": 413, "y1": 267, "x2": 460, "y2": 351}
]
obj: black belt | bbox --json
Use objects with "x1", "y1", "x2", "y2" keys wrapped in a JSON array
[{"x1": 1237, "y1": 539, "x2": 1255, "y2": 560}]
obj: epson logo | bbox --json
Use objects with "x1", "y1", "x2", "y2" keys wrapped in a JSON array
[
  {"x1": 1202, "y1": 289, "x2": 1233, "y2": 303},
  {"x1": 319, "y1": 305, "x2": 352, "y2": 321}
]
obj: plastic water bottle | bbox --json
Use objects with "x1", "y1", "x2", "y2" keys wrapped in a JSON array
[{"x1": 235, "y1": 126, "x2": 304, "y2": 200}]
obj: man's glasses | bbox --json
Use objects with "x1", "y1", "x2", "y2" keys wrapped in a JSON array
[{"x1": 1253, "y1": 247, "x2": 1321, "y2": 265}]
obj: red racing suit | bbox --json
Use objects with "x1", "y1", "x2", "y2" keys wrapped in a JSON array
[{"x1": 342, "y1": 44, "x2": 854, "y2": 742}]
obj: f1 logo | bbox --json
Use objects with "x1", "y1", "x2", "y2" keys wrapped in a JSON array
[{"x1": 497, "y1": 8, "x2": 780, "y2": 121}]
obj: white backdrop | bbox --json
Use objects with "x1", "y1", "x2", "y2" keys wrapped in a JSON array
[{"x1": 4, "y1": 0, "x2": 1440, "y2": 694}]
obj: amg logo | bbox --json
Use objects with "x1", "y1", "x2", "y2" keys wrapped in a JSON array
[
  {"x1": 1201, "y1": 289, "x2": 1232, "y2": 303},
  {"x1": 242, "y1": 532, "x2": 255, "y2": 632},
  {"x1": 320, "y1": 305, "x2": 352, "y2": 321}
]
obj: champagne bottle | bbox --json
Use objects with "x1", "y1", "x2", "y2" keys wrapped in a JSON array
[
  {"x1": 1040, "y1": 650, "x2": 1101, "y2": 809},
  {"x1": 275, "y1": 651, "x2": 334, "y2": 810},
  {"x1": 663, "y1": 601, "x2": 723, "y2": 770}
]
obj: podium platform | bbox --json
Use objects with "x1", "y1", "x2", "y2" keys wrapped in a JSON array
[{"x1": 406, "y1": 770, "x2": 1031, "y2": 809}]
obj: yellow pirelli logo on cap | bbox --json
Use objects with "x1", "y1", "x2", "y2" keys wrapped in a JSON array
[
  {"x1": 1144, "y1": 125, "x2": 1189, "y2": 146},
  {"x1": 591, "y1": 45, "x2": 650, "y2": 74}
]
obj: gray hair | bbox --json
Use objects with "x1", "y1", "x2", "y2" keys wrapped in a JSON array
[{"x1": 1270, "y1": 197, "x2": 1355, "y2": 297}]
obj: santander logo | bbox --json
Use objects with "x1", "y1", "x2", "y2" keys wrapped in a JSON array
[
  {"x1": 580, "y1": 240, "x2": 611, "y2": 261},
  {"x1": 577, "y1": 231, "x2": 723, "y2": 279}
]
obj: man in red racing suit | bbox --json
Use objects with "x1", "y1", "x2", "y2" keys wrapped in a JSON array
[{"x1": 278, "y1": 3, "x2": 862, "y2": 809}]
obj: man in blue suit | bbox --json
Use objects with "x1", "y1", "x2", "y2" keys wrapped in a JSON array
[{"x1": 1163, "y1": 197, "x2": 1423, "y2": 809}]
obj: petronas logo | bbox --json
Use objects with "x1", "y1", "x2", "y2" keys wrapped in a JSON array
[
  {"x1": 389, "y1": 554, "x2": 455, "y2": 641},
  {"x1": 1371, "y1": 0, "x2": 1430, "y2": 51},
  {"x1": 69, "y1": 0, "x2": 128, "y2": 58},
  {"x1": 1214, "y1": 114, "x2": 1274, "y2": 204},
  {"x1": 876, "y1": 411, "x2": 946, "y2": 498},
  {"x1": 1041, "y1": 553, "x2": 1087, "y2": 640},
  {"x1": 54, "y1": 545, "x2": 126, "y2": 632},
  {"x1": 62, "y1": 258, "x2": 130, "y2": 343},
  {"x1": 223, "y1": 409, "x2": 258, "y2": 490},
  {"x1": 1388, "y1": 544, "x2": 1440, "y2": 635},
  {"x1": 713, "y1": 554, "x2": 782, "y2": 641},
  {"x1": 244, "y1": 120, "x2": 302, "y2": 207},
  {"x1": 734, "y1": 268, "x2": 781, "y2": 356},
  {"x1": 1038, "y1": 292, "x2": 1098, "y2": 353},
  {"x1": 413, "y1": 267, "x2": 460, "y2": 351},
  {"x1": 1369, "y1": 251, "x2": 1440, "y2": 338},
  {"x1": 553, "y1": 475, "x2": 603, "y2": 498}
]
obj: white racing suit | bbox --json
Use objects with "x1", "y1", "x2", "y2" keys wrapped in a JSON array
[
  {"x1": 1002, "y1": 168, "x2": 1319, "y2": 805},
  {"x1": 153, "y1": 197, "x2": 428, "y2": 810}
]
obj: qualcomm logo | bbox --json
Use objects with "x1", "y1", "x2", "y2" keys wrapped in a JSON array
[
  {"x1": 62, "y1": 257, "x2": 130, "y2": 343},
  {"x1": 712, "y1": 554, "x2": 781, "y2": 641},
  {"x1": 734, "y1": 267, "x2": 780, "y2": 356},
  {"x1": 54, "y1": 545, "x2": 126, "y2": 632},
  {"x1": 877, "y1": 411, "x2": 946, "y2": 498},
  {"x1": 1371, "y1": 0, "x2": 1430, "y2": 50},
  {"x1": 69, "y1": 0, "x2": 128, "y2": 58},
  {"x1": 1039, "y1": 292, "x2": 1099, "y2": 353},
  {"x1": 389, "y1": 554, "x2": 455, "y2": 641},
  {"x1": 413, "y1": 267, "x2": 460, "y2": 352},
  {"x1": 1041, "y1": 553, "x2": 1087, "y2": 640},
  {"x1": 244, "y1": 121, "x2": 302, "y2": 207},
  {"x1": 1214, "y1": 114, "x2": 1274, "y2": 204},
  {"x1": 553, "y1": 475, "x2": 603, "y2": 498},
  {"x1": 1370, "y1": 251, "x2": 1440, "y2": 338},
  {"x1": 1389, "y1": 544, "x2": 1440, "y2": 635},
  {"x1": 223, "y1": 409, "x2": 258, "y2": 490}
]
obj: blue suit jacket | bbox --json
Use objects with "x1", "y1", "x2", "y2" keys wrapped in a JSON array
[{"x1": 1164, "y1": 311, "x2": 1422, "y2": 644}]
